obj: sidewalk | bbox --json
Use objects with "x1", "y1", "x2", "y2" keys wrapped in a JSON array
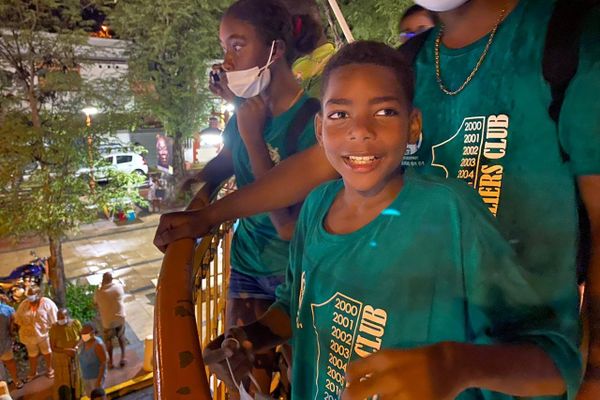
[
  {"x1": 0, "y1": 211, "x2": 163, "y2": 255},
  {"x1": 0, "y1": 211, "x2": 174, "y2": 399}
]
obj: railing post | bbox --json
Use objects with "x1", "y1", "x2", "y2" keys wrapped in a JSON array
[{"x1": 153, "y1": 238, "x2": 212, "y2": 399}]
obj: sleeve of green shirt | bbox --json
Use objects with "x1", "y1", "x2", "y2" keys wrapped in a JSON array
[
  {"x1": 296, "y1": 114, "x2": 318, "y2": 153},
  {"x1": 558, "y1": 8, "x2": 600, "y2": 176},
  {"x1": 222, "y1": 115, "x2": 238, "y2": 151},
  {"x1": 458, "y1": 190, "x2": 582, "y2": 399},
  {"x1": 272, "y1": 191, "x2": 310, "y2": 316}
]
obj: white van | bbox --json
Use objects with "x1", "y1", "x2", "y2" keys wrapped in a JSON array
[{"x1": 78, "y1": 152, "x2": 148, "y2": 182}]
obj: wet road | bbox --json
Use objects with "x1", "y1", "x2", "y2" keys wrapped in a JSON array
[{"x1": 0, "y1": 216, "x2": 163, "y2": 341}]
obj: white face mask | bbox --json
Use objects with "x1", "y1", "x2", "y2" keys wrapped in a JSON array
[
  {"x1": 81, "y1": 334, "x2": 92, "y2": 342},
  {"x1": 27, "y1": 295, "x2": 38, "y2": 302},
  {"x1": 413, "y1": 0, "x2": 470, "y2": 12},
  {"x1": 57, "y1": 319, "x2": 68, "y2": 326},
  {"x1": 226, "y1": 41, "x2": 276, "y2": 99}
]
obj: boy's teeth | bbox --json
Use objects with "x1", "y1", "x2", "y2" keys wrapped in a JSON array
[{"x1": 347, "y1": 156, "x2": 376, "y2": 164}]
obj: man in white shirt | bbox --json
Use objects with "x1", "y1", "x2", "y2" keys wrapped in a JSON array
[
  {"x1": 14, "y1": 287, "x2": 57, "y2": 381},
  {"x1": 93, "y1": 273, "x2": 127, "y2": 368}
]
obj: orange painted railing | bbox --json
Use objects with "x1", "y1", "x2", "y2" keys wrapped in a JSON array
[
  {"x1": 193, "y1": 223, "x2": 233, "y2": 399},
  {"x1": 153, "y1": 233, "x2": 213, "y2": 399}
]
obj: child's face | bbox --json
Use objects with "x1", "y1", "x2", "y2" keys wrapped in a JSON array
[
  {"x1": 316, "y1": 64, "x2": 421, "y2": 196},
  {"x1": 219, "y1": 16, "x2": 276, "y2": 72}
]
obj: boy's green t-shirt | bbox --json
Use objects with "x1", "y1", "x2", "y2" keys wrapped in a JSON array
[
  {"x1": 223, "y1": 94, "x2": 317, "y2": 277},
  {"x1": 407, "y1": 0, "x2": 600, "y2": 300},
  {"x1": 275, "y1": 175, "x2": 581, "y2": 400}
]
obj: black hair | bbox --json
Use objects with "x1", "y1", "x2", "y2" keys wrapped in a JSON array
[
  {"x1": 399, "y1": 5, "x2": 437, "y2": 26},
  {"x1": 278, "y1": 0, "x2": 325, "y2": 55},
  {"x1": 321, "y1": 41, "x2": 415, "y2": 105},
  {"x1": 224, "y1": 0, "x2": 321, "y2": 64},
  {"x1": 90, "y1": 388, "x2": 106, "y2": 399}
]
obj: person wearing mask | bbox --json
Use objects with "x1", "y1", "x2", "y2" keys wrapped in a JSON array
[
  {"x1": 49, "y1": 309, "x2": 83, "y2": 400},
  {"x1": 209, "y1": 0, "x2": 334, "y2": 101},
  {"x1": 78, "y1": 324, "x2": 107, "y2": 397},
  {"x1": 0, "y1": 296, "x2": 20, "y2": 390},
  {"x1": 398, "y1": 4, "x2": 436, "y2": 44},
  {"x1": 14, "y1": 287, "x2": 57, "y2": 382}
]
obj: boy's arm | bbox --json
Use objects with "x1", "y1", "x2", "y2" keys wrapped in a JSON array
[
  {"x1": 205, "y1": 144, "x2": 337, "y2": 227},
  {"x1": 343, "y1": 342, "x2": 564, "y2": 400},
  {"x1": 154, "y1": 144, "x2": 337, "y2": 250}
]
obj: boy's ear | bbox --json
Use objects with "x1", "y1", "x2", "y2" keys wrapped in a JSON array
[
  {"x1": 315, "y1": 113, "x2": 324, "y2": 147},
  {"x1": 408, "y1": 108, "x2": 422, "y2": 144}
]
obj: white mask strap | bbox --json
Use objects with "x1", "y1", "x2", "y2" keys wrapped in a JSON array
[
  {"x1": 260, "y1": 41, "x2": 277, "y2": 73},
  {"x1": 224, "y1": 337, "x2": 264, "y2": 397}
]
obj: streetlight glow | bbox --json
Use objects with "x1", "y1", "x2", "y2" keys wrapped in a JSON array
[{"x1": 81, "y1": 106, "x2": 99, "y2": 116}]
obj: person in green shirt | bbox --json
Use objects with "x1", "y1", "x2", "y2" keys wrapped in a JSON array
[
  {"x1": 170, "y1": 0, "x2": 320, "y2": 395},
  {"x1": 200, "y1": 41, "x2": 580, "y2": 400},
  {"x1": 209, "y1": 0, "x2": 336, "y2": 101},
  {"x1": 155, "y1": 1, "x2": 599, "y2": 396}
]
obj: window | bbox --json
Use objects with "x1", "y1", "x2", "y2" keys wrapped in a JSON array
[
  {"x1": 103, "y1": 156, "x2": 114, "y2": 164},
  {"x1": 116, "y1": 155, "x2": 133, "y2": 164}
]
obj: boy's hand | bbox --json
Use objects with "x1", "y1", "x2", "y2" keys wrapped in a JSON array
[
  {"x1": 236, "y1": 96, "x2": 268, "y2": 147},
  {"x1": 342, "y1": 343, "x2": 462, "y2": 400},
  {"x1": 203, "y1": 327, "x2": 255, "y2": 390},
  {"x1": 153, "y1": 209, "x2": 212, "y2": 253}
]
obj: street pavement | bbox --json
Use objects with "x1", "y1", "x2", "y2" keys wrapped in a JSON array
[{"x1": 0, "y1": 211, "x2": 168, "y2": 399}]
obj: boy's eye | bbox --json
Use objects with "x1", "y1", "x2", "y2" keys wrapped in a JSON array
[
  {"x1": 375, "y1": 108, "x2": 399, "y2": 117},
  {"x1": 327, "y1": 111, "x2": 348, "y2": 120},
  {"x1": 233, "y1": 44, "x2": 243, "y2": 52}
]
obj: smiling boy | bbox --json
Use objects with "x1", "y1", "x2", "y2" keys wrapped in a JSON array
[{"x1": 202, "y1": 41, "x2": 581, "y2": 400}]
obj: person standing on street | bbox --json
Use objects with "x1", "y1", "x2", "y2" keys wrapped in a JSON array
[
  {"x1": 78, "y1": 324, "x2": 107, "y2": 397},
  {"x1": 49, "y1": 308, "x2": 83, "y2": 400},
  {"x1": 94, "y1": 273, "x2": 127, "y2": 368},
  {"x1": 14, "y1": 287, "x2": 57, "y2": 382},
  {"x1": 0, "y1": 296, "x2": 20, "y2": 390}
]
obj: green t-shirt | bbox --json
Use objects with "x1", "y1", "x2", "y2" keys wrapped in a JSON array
[
  {"x1": 275, "y1": 175, "x2": 581, "y2": 400},
  {"x1": 223, "y1": 94, "x2": 317, "y2": 277},
  {"x1": 406, "y1": 0, "x2": 599, "y2": 313}
]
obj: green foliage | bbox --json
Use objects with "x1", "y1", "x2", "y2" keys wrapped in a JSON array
[
  {"x1": 66, "y1": 283, "x2": 98, "y2": 324},
  {"x1": 0, "y1": 0, "x2": 144, "y2": 241},
  {"x1": 109, "y1": 0, "x2": 232, "y2": 178},
  {"x1": 322, "y1": 0, "x2": 414, "y2": 46},
  {"x1": 0, "y1": 0, "x2": 143, "y2": 306}
]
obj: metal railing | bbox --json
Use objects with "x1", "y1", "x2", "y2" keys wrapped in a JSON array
[
  {"x1": 154, "y1": 178, "x2": 236, "y2": 399},
  {"x1": 193, "y1": 222, "x2": 233, "y2": 399}
]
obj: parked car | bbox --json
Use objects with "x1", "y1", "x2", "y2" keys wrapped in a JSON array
[{"x1": 77, "y1": 152, "x2": 148, "y2": 182}]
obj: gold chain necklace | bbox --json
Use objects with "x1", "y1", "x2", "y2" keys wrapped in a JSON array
[{"x1": 435, "y1": 5, "x2": 508, "y2": 96}]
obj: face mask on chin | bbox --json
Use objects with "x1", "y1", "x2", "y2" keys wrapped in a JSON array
[
  {"x1": 27, "y1": 295, "x2": 38, "y2": 303},
  {"x1": 57, "y1": 319, "x2": 68, "y2": 326},
  {"x1": 226, "y1": 41, "x2": 277, "y2": 99},
  {"x1": 413, "y1": 0, "x2": 470, "y2": 12},
  {"x1": 81, "y1": 334, "x2": 92, "y2": 342}
]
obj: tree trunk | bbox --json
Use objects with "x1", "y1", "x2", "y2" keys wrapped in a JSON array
[
  {"x1": 172, "y1": 131, "x2": 186, "y2": 182},
  {"x1": 48, "y1": 237, "x2": 67, "y2": 308}
]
